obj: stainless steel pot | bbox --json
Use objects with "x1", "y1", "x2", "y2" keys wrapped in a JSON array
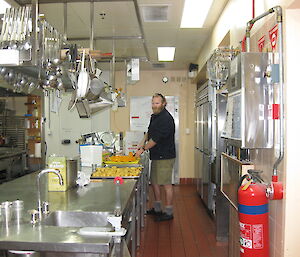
[{"x1": 66, "y1": 159, "x2": 78, "y2": 189}]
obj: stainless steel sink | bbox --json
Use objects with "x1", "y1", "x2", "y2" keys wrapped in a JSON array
[{"x1": 42, "y1": 211, "x2": 111, "y2": 228}]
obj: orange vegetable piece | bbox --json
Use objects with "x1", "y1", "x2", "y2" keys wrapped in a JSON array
[{"x1": 109, "y1": 153, "x2": 137, "y2": 162}]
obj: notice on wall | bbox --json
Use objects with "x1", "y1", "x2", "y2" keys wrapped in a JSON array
[
  {"x1": 258, "y1": 35, "x2": 265, "y2": 52},
  {"x1": 269, "y1": 24, "x2": 278, "y2": 51},
  {"x1": 130, "y1": 96, "x2": 177, "y2": 131},
  {"x1": 130, "y1": 96, "x2": 152, "y2": 131}
]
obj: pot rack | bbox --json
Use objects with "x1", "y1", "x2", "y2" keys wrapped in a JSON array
[
  {"x1": 12, "y1": 0, "x2": 150, "y2": 63},
  {"x1": 0, "y1": 0, "x2": 148, "y2": 90}
]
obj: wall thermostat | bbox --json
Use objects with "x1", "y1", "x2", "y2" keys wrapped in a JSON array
[{"x1": 162, "y1": 76, "x2": 169, "y2": 83}]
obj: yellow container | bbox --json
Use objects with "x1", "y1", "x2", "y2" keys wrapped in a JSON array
[{"x1": 48, "y1": 156, "x2": 67, "y2": 192}]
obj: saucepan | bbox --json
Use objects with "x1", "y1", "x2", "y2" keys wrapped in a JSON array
[{"x1": 86, "y1": 76, "x2": 105, "y2": 100}]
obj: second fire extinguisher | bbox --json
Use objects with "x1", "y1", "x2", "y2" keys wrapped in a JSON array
[{"x1": 238, "y1": 170, "x2": 269, "y2": 257}]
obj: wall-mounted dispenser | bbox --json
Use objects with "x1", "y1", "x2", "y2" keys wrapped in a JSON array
[{"x1": 222, "y1": 52, "x2": 274, "y2": 149}]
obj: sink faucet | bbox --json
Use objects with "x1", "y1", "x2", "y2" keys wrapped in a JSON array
[{"x1": 37, "y1": 169, "x2": 64, "y2": 220}]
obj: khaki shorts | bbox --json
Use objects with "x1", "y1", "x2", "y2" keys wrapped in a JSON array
[{"x1": 150, "y1": 158, "x2": 175, "y2": 185}]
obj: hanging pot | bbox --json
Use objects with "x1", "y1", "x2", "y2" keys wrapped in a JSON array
[{"x1": 85, "y1": 77, "x2": 105, "y2": 100}]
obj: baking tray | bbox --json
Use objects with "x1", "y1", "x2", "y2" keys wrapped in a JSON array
[
  {"x1": 103, "y1": 160, "x2": 140, "y2": 165},
  {"x1": 103, "y1": 163, "x2": 143, "y2": 168},
  {"x1": 90, "y1": 175, "x2": 140, "y2": 180}
]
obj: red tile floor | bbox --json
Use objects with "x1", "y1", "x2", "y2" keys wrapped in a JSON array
[{"x1": 136, "y1": 184, "x2": 229, "y2": 257}]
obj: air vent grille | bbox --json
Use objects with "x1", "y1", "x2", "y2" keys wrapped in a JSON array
[
  {"x1": 140, "y1": 5, "x2": 169, "y2": 22},
  {"x1": 152, "y1": 63, "x2": 166, "y2": 69}
]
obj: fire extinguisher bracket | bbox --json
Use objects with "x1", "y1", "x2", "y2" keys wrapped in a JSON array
[{"x1": 266, "y1": 181, "x2": 283, "y2": 200}]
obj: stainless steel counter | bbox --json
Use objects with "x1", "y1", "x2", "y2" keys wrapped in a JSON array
[{"x1": 0, "y1": 172, "x2": 138, "y2": 255}]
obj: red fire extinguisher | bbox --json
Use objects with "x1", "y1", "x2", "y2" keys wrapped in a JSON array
[{"x1": 238, "y1": 170, "x2": 269, "y2": 257}]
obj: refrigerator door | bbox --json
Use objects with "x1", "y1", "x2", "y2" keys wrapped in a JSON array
[
  {"x1": 212, "y1": 93, "x2": 227, "y2": 185},
  {"x1": 202, "y1": 102, "x2": 212, "y2": 154},
  {"x1": 202, "y1": 152, "x2": 211, "y2": 206},
  {"x1": 194, "y1": 148, "x2": 203, "y2": 196},
  {"x1": 196, "y1": 105, "x2": 203, "y2": 150}
]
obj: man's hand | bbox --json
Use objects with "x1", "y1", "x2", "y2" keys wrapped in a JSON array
[
  {"x1": 137, "y1": 133, "x2": 148, "y2": 149},
  {"x1": 135, "y1": 147, "x2": 144, "y2": 158}
]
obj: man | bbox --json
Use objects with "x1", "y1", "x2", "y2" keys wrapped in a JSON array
[{"x1": 135, "y1": 93, "x2": 176, "y2": 221}]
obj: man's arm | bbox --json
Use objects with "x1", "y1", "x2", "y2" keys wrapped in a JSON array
[
  {"x1": 138, "y1": 132, "x2": 148, "y2": 148},
  {"x1": 135, "y1": 138, "x2": 156, "y2": 158}
]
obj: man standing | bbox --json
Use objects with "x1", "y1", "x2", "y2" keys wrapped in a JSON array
[{"x1": 135, "y1": 93, "x2": 176, "y2": 221}]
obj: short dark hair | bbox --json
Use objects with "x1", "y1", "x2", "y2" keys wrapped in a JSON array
[{"x1": 153, "y1": 93, "x2": 166, "y2": 103}]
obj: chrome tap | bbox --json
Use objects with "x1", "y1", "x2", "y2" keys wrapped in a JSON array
[{"x1": 36, "y1": 169, "x2": 63, "y2": 220}]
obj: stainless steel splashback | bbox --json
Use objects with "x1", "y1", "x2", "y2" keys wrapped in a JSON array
[{"x1": 222, "y1": 53, "x2": 274, "y2": 148}]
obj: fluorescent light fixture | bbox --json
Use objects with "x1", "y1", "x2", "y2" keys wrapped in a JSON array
[
  {"x1": 180, "y1": 0, "x2": 213, "y2": 28},
  {"x1": 0, "y1": 0, "x2": 10, "y2": 15},
  {"x1": 157, "y1": 47, "x2": 176, "y2": 62}
]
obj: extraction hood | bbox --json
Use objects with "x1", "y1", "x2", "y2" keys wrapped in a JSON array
[{"x1": 75, "y1": 97, "x2": 113, "y2": 118}]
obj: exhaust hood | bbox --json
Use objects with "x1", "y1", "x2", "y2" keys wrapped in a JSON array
[{"x1": 75, "y1": 97, "x2": 113, "y2": 118}]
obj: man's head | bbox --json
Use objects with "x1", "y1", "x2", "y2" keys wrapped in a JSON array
[{"x1": 152, "y1": 93, "x2": 166, "y2": 114}]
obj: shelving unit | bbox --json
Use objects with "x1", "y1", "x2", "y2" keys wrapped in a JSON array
[{"x1": 25, "y1": 95, "x2": 42, "y2": 170}]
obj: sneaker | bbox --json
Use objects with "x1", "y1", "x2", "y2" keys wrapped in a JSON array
[
  {"x1": 146, "y1": 208, "x2": 162, "y2": 216},
  {"x1": 155, "y1": 212, "x2": 174, "y2": 222}
]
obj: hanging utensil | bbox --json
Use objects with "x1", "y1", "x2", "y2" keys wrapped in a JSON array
[
  {"x1": 87, "y1": 77, "x2": 105, "y2": 100},
  {"x1": 5, "y1": 8, "x2": 14, "y2": 43},
  {"x1": 0, "y1": 8, "x2": 10, "y2": 43},
  {"x1": 77, "y1": 50, "x2": 90, "y2": 99},
  {"x1": 68, "y1": 90, "x2": 77, "y2": 111},
  {"x1": 28, "y1": 81, "x2": 37, "y2": 94},
  {"x1": 10, "y1": 8, "x2": 19, "y2": 46},
  {"x1": 11, "y1": 7, "x2": 21, "y2": 43},
  {"x1": 21, "y1": 7, "x2": 31, "y2": 50},
  {"x1": 17, "y1": 7, "x2": 25, "y2": 42}
]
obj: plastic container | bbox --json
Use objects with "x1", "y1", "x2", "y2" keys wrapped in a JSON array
[{"x1": 11, "y1": 200, "x2": 24, "y2": 225}]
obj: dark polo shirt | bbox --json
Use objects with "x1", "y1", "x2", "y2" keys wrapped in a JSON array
[{"x1": 147, "y1": 108, "x2": 176, "y2": 160}]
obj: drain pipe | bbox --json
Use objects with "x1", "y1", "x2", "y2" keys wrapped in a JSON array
[
  {"x1": 245, "y1": 6, "x2": 284, "y2": 200},
  {"x1": 246, "y1": 7, "x2": 276, "y2": 52},
  {"x1": 272, "y1": 6, "x2": 284, "y2": 177}
]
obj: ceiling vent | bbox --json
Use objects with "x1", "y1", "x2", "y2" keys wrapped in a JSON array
[
  {"x1": 140, "y1": 5, "x2": 170, "y2": 22},
  {"x1": 152, "y1": 63, "x2": 166, "y2": 69}
]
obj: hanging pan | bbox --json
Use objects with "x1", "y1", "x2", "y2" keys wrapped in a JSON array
[{"x1": 77, "y1": 50, "x2": 90, "y2": 99}]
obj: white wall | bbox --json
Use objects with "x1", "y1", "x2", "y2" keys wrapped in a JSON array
[
  {"x1": 195, "y1": 0, "x2": 299, "y2": 256},
  {"x1": 44, "y1": 91, "x2": 110, "y2": 159},
  {"x1": 44, "y1": 72, "x2": 111, "y2": 159},
  {"x1": 283, "y1": 7, "x2": 300, "y2": 257},
  {"x1": 197, "y1": 0, "x2": 294, "y2": 70}
]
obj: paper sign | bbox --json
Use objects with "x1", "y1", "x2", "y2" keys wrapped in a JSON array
[
  {"x1": 124, "y1": 131, "x2": 145, "y2": 155},
  {"x1": 269, "y1": 24, "x2": 278, "y2": 51},
  {"x1": 258, "y1": 35, "x2": 265, "y2": 52}
]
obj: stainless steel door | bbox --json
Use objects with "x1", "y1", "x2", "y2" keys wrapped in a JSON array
[
  {"x1": 194, "y1": 148, "x2": 203, "y2": 196},
  {"x1": 202, "y1": 152, "x2": 210, "y2": 206},
  {"x1": 196, "y1": 105, "x2": 203, "y2": 150},
  {"x1": 202, "y1": 102, "x2": 212, "y2": 154}
]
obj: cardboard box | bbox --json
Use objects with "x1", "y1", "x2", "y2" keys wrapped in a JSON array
[{"x1": 48, "y1": 156, "x2": 67, "y2": 192}]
